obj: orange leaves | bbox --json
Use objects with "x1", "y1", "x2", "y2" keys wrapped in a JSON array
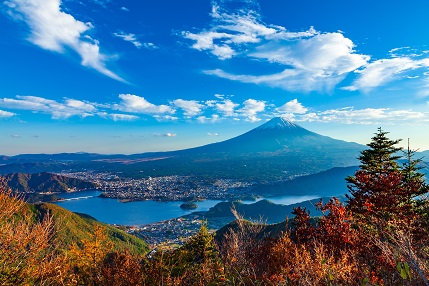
[
  {"x1": 0, "y1": 182, "x2": 58, "y2": 285},
  {"x1": 363, "y1": 199, "x2": 373, "y2": 212}
]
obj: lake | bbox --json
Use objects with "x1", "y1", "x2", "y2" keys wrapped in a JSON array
[{"x1": 55, "y1": 190, "x2": 318, "y2": 225}]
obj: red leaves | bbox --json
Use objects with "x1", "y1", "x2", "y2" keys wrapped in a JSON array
[{"x1": 316, "y1": 198, "x2": 357, "y2": 251}]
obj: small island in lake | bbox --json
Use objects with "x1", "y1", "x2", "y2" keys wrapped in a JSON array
[{"x1": 180, "y1": 202, "x2": 198, "y2": 210}]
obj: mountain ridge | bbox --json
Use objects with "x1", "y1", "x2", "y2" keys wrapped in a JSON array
[
  {"x1": 2, "y1": 172, "x2": 96, "y2": 193},
  {"x1": 1, "y1": 117, "x2": 361, "y2": 160},
  {"x1": 0, "y1": 118, "x2": 366, "y2": 180}
]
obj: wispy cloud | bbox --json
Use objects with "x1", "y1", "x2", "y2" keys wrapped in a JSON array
[
  {"x1": 65, "y1": 99, "x2": 96, "y2": 112},
  {"x1": 197, "y1": 114, "x2": 221, "y2": 123},
  {"x1": 141, "y1": 42, "x2": 158, "y2": 49},
  {"x1": 182, "y1": 2, "x2": 278, "y2": 60},
  {"x1": 344, "y1": 57, "x2": 429, "y2": 92},
  {"x1": 91, "y1": 0, "x2": 111, "y2": 7},
  {"x1": 183, "y1": 2, "x2": 369, "y2": 92},
  {"x1": 5, "y1": 0, "x2": 124, "y2": 81},
  {"x1": 0, "y1": 94, "x2": 142, "y2": 121},
  {"x1": 153, "y1": 115, "x2": 179, "y2": 122},
  {"x1": 0, "y1": 95, "x2": 95, "y2": 119},
  {"x1": 113, "y1": 32, "x2": 142, "y2": 48},
  {"x1": 113, "y1": 31, "x2": 158, "y2": 50},
  {"x1": 294, "y1": 107, "x2": 428, "y2": 125},
  {"x1": 0, "y1": 109, "x2": 16, "y2": 118},
  {"x1": 98, "y1": 112, "x2": 139, "y2": 121},
  {"x1": 183, "y1": 2, "x2": 429, "y2": 94}
]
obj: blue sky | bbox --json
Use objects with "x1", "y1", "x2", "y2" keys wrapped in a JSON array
[{"x1": 1, "y1": 0, "x2": 429, "y2": 155}]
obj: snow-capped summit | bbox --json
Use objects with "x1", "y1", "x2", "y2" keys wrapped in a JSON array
[{"x1": 255, "y1": 117, "x2": 299, "y2": 131}]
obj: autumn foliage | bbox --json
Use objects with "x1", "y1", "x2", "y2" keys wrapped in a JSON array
[{"x1": 1, "y1": 128, "x2": 429, "y2": 285}]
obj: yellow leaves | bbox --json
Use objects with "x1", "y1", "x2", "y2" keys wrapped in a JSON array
[
  {"x1": 0, "y1": 182, "x2": 57, "y2": 285},
  {"x1": 67, "y1": 225, "x2": 114, "y2": 285}
]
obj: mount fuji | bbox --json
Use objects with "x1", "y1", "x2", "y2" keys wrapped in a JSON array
[
  {"x1": 0, "y1": 118, "x2": 365, "y2": 181},
  {"x1": 179, "y1": 117, "x2": 362, "y2": 155}
]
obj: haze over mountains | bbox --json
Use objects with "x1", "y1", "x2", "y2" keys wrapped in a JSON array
[
  {"x1": 2, "y1": 118, "x2": 426, "y2": 182},
  {"x1": 0, "y1": 118, "x2": 367, "y2": 181}
]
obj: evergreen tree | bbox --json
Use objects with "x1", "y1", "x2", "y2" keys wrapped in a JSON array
[
  {"x1": 346, "y1": 129, "x2": 427, "y2": 227},
  {"x1": 356, "y1": 127, "x2": 402, "y2": 175},
  {"x1": 346, "y1": 128, "x2": 402, "y2": 220},
  {"x1": 400, "y1": 141, "x2": 429, "y2": 239},
  {"x1": 402, "y1": 139, "x2": 428, "y2": 197}
]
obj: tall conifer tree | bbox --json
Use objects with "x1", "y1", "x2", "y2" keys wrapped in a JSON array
[{"x1": 346, "y1": 128, "x2": 428, "y2": 226}]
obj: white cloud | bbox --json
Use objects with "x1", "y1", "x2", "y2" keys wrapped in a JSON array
[
  {"x1": 172, "y1": 99, "x2": 204, "y2": 117},
  {"x1": 345, "y1": 57, "x2": 427, "y2": 92},
  {"x1": 238, "y1": 99, "x2": 265, "y2": 122},
  {"x1": 276, "y1": 99, "x2": 308, "y2": 114},
  {"x1": 183, "y1": 31, "x2": 237, "y2": 60},
  {"x1": 142, "y1": 42, "x2": 158, "y2": 50},
  {"x1": 120, "y1": 6, "x2": 129, "y2": 12},
  {"x1": 299, "y1": 112, "x2": 319, "y2": 122},
  {"x1": 0, "y1": 95, "x2": 143, "y2": 121},
  {"x1": 164, "y1": 133, "x2": 176, "y2": 137},
  {"x1": 214, "y1": 99, "x2": 238, "y2": 117},
  {"x1": 6, "y1": 0, "x2": 124, "y2": 81},
  {"x1": 115, "y1": 94, "x2": 175, "y2": 114},
  {"x1": 65, "y1": 99, "x2": 96, "y2": 112},
  {"x1": 113, "y1": 32, "x2": 142, "y2": 48},
  {"x1": 208, "y1": 132, "x2": 219, "y2": 136},
  {"x1": 91, "y1": 0, "x2": 111, "y2": 7},
  {"x1": 3, "y1": 93, "x2": 426, "y2": 126},
  {"x1": 183, "y1": 2, "x2": 369, "y2": 92},
  {"x1": 252, "y1": 32, "x2": 367, "y2": 73},
  {"x1": 295, "y1": 107, "x2": 427, "y2": 124},
  {"x1": 183, "y1": 3, "x2": 278, "y2": 60},
  {"x1": 153, "y1": 115, "x2": 179, "y2": 121},
  {"x1": 197, "y1": 114, "x2": 220, "y2": 123},
  {"x1": 98, "y1": 112, "x2": 139, "y2": 121},
  {"x1": 0, "y1": 109, "x2": 16, "y2": 118},
  {"x1": 214, "y1": 94, "x2": 226, "y2": 99},
  {"x1": 0, "y1": 95, "x2": 94, "y2": 119}
]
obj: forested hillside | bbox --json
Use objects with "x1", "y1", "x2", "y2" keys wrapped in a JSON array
[{"x1": 2, "y1": 172, "x2": 96, "y2": 193}]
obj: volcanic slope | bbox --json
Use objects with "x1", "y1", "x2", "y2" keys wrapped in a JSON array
[
  {"x1": 116, "y1": 117, "x2": 365, "y2": 180},
  {"x1": 0, "y1": 118, "x2": 365, "y2": 181}
]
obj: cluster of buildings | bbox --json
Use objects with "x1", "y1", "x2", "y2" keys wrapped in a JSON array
[
  {"x1": 59, "y1": 172, "x2": 255, "y2": 201},
  {"x1": 128, "y1": 216, "x2": 203, "y2": 247},
  {"x1": 126, "y1": 213, "x2": 234, "y2": 248}
]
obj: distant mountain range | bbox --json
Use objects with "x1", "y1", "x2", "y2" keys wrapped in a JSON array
[
  {"x1": 0, "y1": 118, "x2": 367, "y2": 181},
  {"x1": 4, "y1": 118, "x2": 426, "y2": 182}
]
